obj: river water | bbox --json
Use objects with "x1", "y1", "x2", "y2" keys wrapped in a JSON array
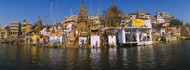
[{"x1": 0, "y1": 40, "x2": 190, "y2": 70}]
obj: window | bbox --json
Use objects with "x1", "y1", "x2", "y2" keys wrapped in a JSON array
[{"x1": 1, "y1": 32, "x2": 5, "y2": 34}]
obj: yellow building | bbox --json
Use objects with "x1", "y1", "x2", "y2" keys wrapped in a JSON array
[
  {"x1": 10, "y1": 22, "x2": 22, "y2": 37},
  {"x1": 22, "y1": 19, "x2": 32, "y2": 36},
  {"x1": 0, "y1": 26, "x2": 9, "y2": 39}
]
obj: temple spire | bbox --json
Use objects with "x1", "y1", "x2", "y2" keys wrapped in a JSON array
[
  {"x1": 78, "y1": 0, "x2": 88, "y2": 22},
  {"x1": 181, "y1": 20, "x2": 184, "y2": 26},
  {"x1": 82, "y1": 0, "x2": 84, "y2": 4},
  {"x1": 110, "y1": 0, "x2": 114, "y2": 8},
  {"x1": 137, "y1": 4, "x2": 141, "y2": 14}
]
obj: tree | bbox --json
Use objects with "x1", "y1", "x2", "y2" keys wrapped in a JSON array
[{"x1": 170, "y1": 19, "x2": 181, "y2": 27}]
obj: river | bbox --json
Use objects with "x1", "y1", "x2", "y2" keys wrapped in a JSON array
[{"x1": 0, "y1": 40, "x2": 190, "y2": 70}]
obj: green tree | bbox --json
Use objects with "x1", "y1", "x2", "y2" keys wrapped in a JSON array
[{"x1": 170, "y1": 19, "x2": 181, "y2": 27}]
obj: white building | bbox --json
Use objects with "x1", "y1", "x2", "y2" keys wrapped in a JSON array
[
  {"x1": 88, "y1": 15, "x2": 102, "y2": 24},
  {"x1": 117, "y1": 19, "x2": 153, "y2": 46},
  {"x1": 155, "y1": 12, "x2": 174, "y2": 24},
  {"x1": 49, "y1": 33, "x2": 64, "y2": 42},
  {"x1": 40, "y1": 28, "x2": 50, "y2": 36}
]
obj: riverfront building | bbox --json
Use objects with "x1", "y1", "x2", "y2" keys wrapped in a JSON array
[
  {"x1": 77, "y1": 0, "x2": 89, "y2": 33},
  {"x1": 22, "y1": 19, "x2": 32, "y2": 36},
  {"x1": 128, "y1": 6, "x2": 151, "y2": 20},
  {"x1": 9, "y1": 22, "x2": 22, "y2": 37},
  {"x1": 0, "y1": 26, "x2": 9, "y2": 39},
  {"x1": 154, "y1": 12, "x2": 174, "y2": 24},
  {"x1": 88, "y1": 15, "x2": 102, "y2": 28}
]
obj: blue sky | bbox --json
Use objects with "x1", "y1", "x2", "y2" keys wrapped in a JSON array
[{"x1": 0, "y1": 0, "x2": 190, "y2": 26}]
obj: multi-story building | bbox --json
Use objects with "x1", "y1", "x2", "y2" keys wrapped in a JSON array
[
  {"x1": 22, "y1": 19, "x2": 32, "y2": 36},
  {"x1": 128, "y1": 6, "x2": 151, "y2": 20},
  {"x1": 9, "y1": 22, "x2": 22, "y2": 37},
  {"x1": 88, "y1": 14, "x2": 102, "y2": 28},
  {"x1": 63, "y1": 15, "x2": 78, "y2": 32},
  {"x1": 120, "y1": 13, "x2": 131, "y2": 26},
  {"x1": 0, "y1": 26, "x2": 9, "y2": 39},
  {"x1": 64, "y1": 15, "x2": 78, "y2": 24},
  {"x1": 77, "y1": 0, "x2": 89, "y2": 33},
  {"x1": 155, "y1": 12, "x2": 174, "y2": 24}
]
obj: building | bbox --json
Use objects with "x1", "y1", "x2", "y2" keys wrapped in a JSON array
[
  {"x1": 181, "y1": 21, "x2": 189, "y2": 36},
  {"x1": 63, "y1": 15, "x2": 78, "y2": 32},
  {"x1": 128, "y1": 6, "x2": 151, "y2": 20},
  {"x1": 22, "y1": 19, "x2": 32, "y2": 36},
  {"x1": 64, "y1": 15, "x2": 78, "y2": 24},
  {"x1": 77, "y1": 0, "x2": 89, "y2": 33},
  {"x1": 120, "y1": 13, "x2": 131, "y2": 26},
  {"x1": 9, "y1": 22, "x2": 22, "y2": 37},
  {"x1": 105, "y1": 0, "x2": 120, "y2": 27},
  {"x1": 154, "y1": 12, "x2": 174, "y2": 24},
  {"x1": 33, "y1": 17, "x2": 44, "y2": 34},
  {"x1": 88, "y1": 14, "x2": 102, "y2": 28},
  {"x1": 78, "y1": 0, "x2": 88, "y2": 22},
  {"x1": 0, "y1": 26, "x2": 9, "y2": 39}
]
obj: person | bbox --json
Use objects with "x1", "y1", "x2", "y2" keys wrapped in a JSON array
[
  {"x1": 52, "y1": 39, "x2": 56, "y2": 47},
  {"x1": 88, "y1": 35, "x2": 90, "y2": 44},
  {"x1": 81, "y1": 39, "x2": 84, "y2": 47},
  {"x1": 111, "y1": 30, "x2": 114, "y2": 35},
  {"x1": 44, "y1": 40, "x2": 47, "y2": 46},
  {"x1": 95, "y1": 41, "x2": 98, "y2": 48}
]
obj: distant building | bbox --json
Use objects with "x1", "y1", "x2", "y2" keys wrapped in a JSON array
[
  {"x1": 88, "y1": 14, "x2": 102, "y2": 28},
  {"x1": 181, "y1": 21, "x2": 189, "y2": 36},
  {"x1": 105, "y1": 0, "x2": 120, "y2": 27},
  {"x1": 128, "y1": 6, "x2": 151, "y2": 20},
  {"x1": 162, "y1": 22, "x2": 170, "y2": 27},
  {"x1": 34, "y1": 17, "x2": 44, "y2": 34},
  {"x1": 154, "y1": 12, "x2": 174, "y2": 24},
  {"x1": 1, "y1": 26, "x2": 9, "y2": 30},
  {"x1": 22, "y1": 19, "x2": 32, "y2": 36},
  {"x1": 77, "y1": 0, "x2": 89, "y2": 33},
  {"x1": 0, "y1": 26, "x2": 9, "y2": 39},
  {"x1": 120, "y1": 13, "x2": 131, "y2": 26},
  {"x1": 9, "y1": 22, "x2": 22, "y2": 37},
  {"x1": 78, "y1": 0, "x2": 88, "y2": 22},
  {"x1": 64, "y1": 15, "x2": 78, "y2": 24}
]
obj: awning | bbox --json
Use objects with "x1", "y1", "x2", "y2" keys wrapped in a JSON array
[{"x1": 125, "y1": 19, "x2": 145, "y2": 27}]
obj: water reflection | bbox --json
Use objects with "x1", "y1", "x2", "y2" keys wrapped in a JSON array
[{"x1": 0, "y1": 40, "x2": 190, "y2": 70}]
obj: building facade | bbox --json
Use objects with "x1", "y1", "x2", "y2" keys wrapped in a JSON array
[
  {"x1": 0, "y1": 26, "x2": 9, "y2": 39},
  {"x1": 105, "y1": 0, "x2": 120, "y2": 27},
  {"x1": 78, "y1": 0, "x2": 88, "y2": 22},
  {"x1": 22, "y1": 19, "x2": 32, "y2": 36},
  {"x1": 128, "y1": 6, "x2": 151, "y2": 20},
  {"x1": 9, "y1": 22, "x2": 22, "y2": 37},
  {"x1": 155, "y1": 12, "x2": 174, "y2": 24},
  {"x1": 77, "y1": 0, "x2": 89, "y2": 33},
  {"x1": 88, "y1": 15, "x2": 102, "y2": 28}
]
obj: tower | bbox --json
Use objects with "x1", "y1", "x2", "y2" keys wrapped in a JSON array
[
  {"x1": 137, "y1": 5, "x2": 141, "y2": 19},
  {"x1": 37, "y1": 17, "x2": 42, "y2": 26},
  {"x1": 181, "y1": 20, "x2": 188, "y2": 36},
  {"x1": 105, "y1": 0, "x2": 120, "y2": 27},
  {"x1": 78, "y1": 0, "x2": 88, "y2": 22}
]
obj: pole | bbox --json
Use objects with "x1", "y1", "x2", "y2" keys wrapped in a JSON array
[
  {"x1": 130, "y1": 28, "x2": 132, "y2": 47},
  {"x1": 51, "y1": 0, "x2": 53, "y2": 25}
]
